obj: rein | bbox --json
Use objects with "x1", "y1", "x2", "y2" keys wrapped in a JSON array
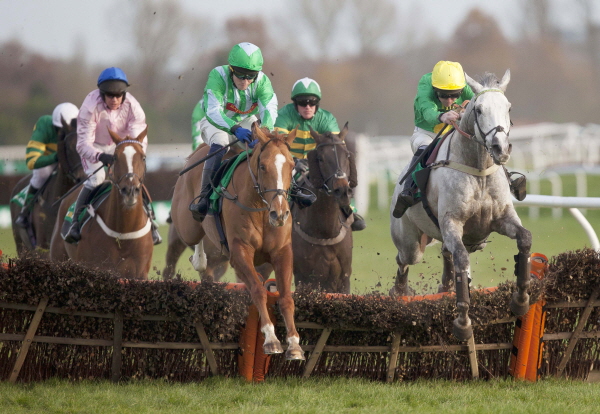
[
  {"x1": 220, "y1": 139, "x2": 292, "y2": 213},
  {"x1": 314, "y1": 138, "x2": 349, "y2": 195}
]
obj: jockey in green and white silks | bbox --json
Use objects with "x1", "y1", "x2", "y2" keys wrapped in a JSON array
[
  {"x1": 189, "y1": 42, "x2": 278, "y2": 222},
  {"x1": 393, "y1": 61, "x2": 474, "y2": 219},
  {"x1": 14, "y1": 103, "x2": 80, "y2": 229},
  {"x1": 274, "y1": 77, "x2": 366, "y2": 231}
]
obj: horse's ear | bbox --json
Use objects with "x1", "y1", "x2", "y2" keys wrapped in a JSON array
[
  {"x1": 252, "y1": 122, "x2": 269, "y2": 144},
  {"x1": 309, "y1": 126, "x2": 322, "y2": 144},
  {"x1": 465, "y1": 73, "x2": 482, "y2": 94},
  {"x1": 108, "y1": 127, "x2": 123, "y2": 145},
  {"x1": 338, "y1": 122, "x2": 349, "y2": 141},
  {"x1": 60, "y1": 115, "x2": 69, "y2": 131},
  {"x1": 135, "y1": 126, "x2": 148, "y2": 143},
  {"x1": 285, "y1": 126, "x2": 298, "y2": 146},
  {"x1": 498, "y1": 69, "x2": 510, "y2": 92}
]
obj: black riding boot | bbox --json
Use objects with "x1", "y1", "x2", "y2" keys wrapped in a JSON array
[
  {"x1": 392, "y1": 147, "x2": 425, "y2": 219},
  {"x1": 341, "y1": 204, "x2": 367, "y2": 231},
  {"x1": 290, "y1": 182, "x2": 317, "y2": 208},
  {"x1": 15, "y1": 185, "x2": 38, "y2": 229},
  {"x1": 189, "y1": 144, "x2": 224, "y2": 222},
  {"x1": 65, "y1": 187, "x2": 93, "y2": 244},
  {"x1": 141, "y1": 195, "x2": 162, "y2": 245},
  {"x1": 504, "y1": 167, "x2": 527, "y2": 201}
]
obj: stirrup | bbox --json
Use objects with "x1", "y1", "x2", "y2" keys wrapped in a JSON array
[
  {"x1": 392, "y1": 192, "x2": 417, "y2": 219},
  {"x1": 189, "y1": 197, "x2": 209, "y2": 222},
  {"x1": 351, "y1": 213, "x2": 366, "y2": 231},
  {"x1": 510, "y1": 174, "x2": 527, "y2": 201},
  {"x1": 64, "y1": 222, "x2": 81, "y2": 244},
  {"x1": 14, "y1": 214, "x2": 29, "y2": 229}
]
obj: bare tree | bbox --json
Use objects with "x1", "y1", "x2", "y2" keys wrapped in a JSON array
[{"x1": 349, "y1": 0, "x2": 398, "y2": 55}]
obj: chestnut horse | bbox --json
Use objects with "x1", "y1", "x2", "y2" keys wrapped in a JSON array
[
  {"x1": 50, "y1": 128, "x2": 153, "y2": 280},
  {"x1": 10, "y1": 118, "x2": 86, "y2": 257},
  {"x1": 170, "y1": 125, "x2": 305, "y2": 360}
]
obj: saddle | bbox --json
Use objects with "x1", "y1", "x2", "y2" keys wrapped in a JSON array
[{"x1": 59, "y1": 182, "x2": 112, "y2": 240}]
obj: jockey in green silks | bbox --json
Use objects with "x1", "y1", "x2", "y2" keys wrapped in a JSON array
[{"x1": 274, "y1": 78, "x2": 366, "y2": 231}]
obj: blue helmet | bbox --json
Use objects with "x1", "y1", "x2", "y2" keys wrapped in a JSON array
[{"x1": 97, "y1": 67, "x2": 129, "y2": 94}]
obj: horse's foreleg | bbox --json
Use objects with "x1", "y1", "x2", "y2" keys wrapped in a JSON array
[
  {"x1": 495, "y1": 219, "x2": 533, "y2": 316},
  {"x1": 442, "y1": 223, "x2": 473, "y2": 341},
  {"x1": 190, "y1": 240, "x2": 208, "y2": 275},
  {"x1": 511, "y1": 227, "x2": 532, "y2": 316},
  {"x1": 271, "y1": 243, "x2": 305, "y2": 361},
  {"x1": 439, "y1": 248, "x2": 455, "y2": 293},
  {"x1": 230, "y1": 240, "x2": 283, "y2": 355}
]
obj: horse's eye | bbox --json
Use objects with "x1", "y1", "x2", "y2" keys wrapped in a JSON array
[
  {"x1": 476, "y1": 107, "x2": 482, "y2": 115},
  {"x1": 260, "y1": 164, "x2": 266, "y2": 171}
]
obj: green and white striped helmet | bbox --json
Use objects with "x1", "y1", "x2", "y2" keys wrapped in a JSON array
[
  {"x1": 228, "y1": 42, "x2": 263, "y2": 71},
  {"x1": 291, "y1": 78, "x2": 322, "y2": 100}
]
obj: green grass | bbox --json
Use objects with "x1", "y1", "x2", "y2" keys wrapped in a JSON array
[
  {"x1": 2, "y1": 206, "x2": 600, "y2": 295},
  {"x1": 0, "y1": 377, "x2": 598, "y2": 413}
]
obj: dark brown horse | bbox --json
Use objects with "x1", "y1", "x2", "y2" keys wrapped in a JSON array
[
  {"x1": 170, "y1": 125, "x2": 304, "y2": 360},
  {"x1": 50, "y1": 128, "x2": 153, "y2": 280},
  {"x1": 10, "y1": 118, "x2": 85, "y2": 257},
  {"x1": 292, "y1": 124, "x2": 354, "y2": 293}
]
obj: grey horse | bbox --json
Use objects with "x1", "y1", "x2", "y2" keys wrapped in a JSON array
[{"x1": 390, "y1": 70, "x2": 532, "y2": 341}]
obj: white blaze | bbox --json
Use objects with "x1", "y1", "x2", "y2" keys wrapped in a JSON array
[
  {"x1": 123, "y1": 146, "x2": 136, "y2": 181},
  {"x1": 274, "y1": 154, "x2": 286, "y2": 203}
]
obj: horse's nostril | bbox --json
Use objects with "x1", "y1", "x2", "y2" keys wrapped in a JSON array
[{"x1": 269, "y1": 211, "x2": 278, "y2": 221}]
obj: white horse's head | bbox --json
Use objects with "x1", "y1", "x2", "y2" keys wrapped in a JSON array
[{"x1": 464, "y1": 70, "x2": 512, "y2": 165}]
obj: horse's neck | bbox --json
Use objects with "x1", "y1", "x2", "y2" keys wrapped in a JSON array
[
  {"x1": 105, "y1": 190, "x2": 147, "y2": 231},
  {"x1": 297, "y1": 192, "x2": 344, "y2": 236},
  {"x1": 445, "y1": 109, "x2": 494, "y2": 169}
]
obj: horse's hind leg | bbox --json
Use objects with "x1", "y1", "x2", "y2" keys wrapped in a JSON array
[
  {"x1": 163, "y1": 223, "x2": 188, "y2": 280},
  {"x1": 391, "y1": 255, "x2": 411, "y2": 296}
]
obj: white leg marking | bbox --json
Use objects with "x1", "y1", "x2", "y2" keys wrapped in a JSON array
[
  {"x1": 287, "y1": 335, "x2": 300, "y2": 347},
  {"x1": 261, "y1": 323, "x2": 278, "y2": 344},
  {"x1": 190, "y1": 241, "x2": 207, "y2": 272}
]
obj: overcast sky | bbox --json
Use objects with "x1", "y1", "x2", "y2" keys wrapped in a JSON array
[{"x1": 0, "y1": 0, "x2": 595, "y2": 66}]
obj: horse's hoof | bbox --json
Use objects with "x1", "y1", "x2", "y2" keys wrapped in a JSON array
[
  {"x1": 510, "y1": 292, "x2": 530, "y2": 316},
  {"x1": 263, "y1": 341, "x2": 283, "y2": 355},
  {"x1": 452, "y1": 319, "x2": 473, "y2": 341},
  {"x1": 285, "y1": 348, "x2": 305, "y2": 361}
]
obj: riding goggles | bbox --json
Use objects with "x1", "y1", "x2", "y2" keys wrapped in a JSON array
[
  {"x1": 437, "y1": 90, "x2": 462, "y2": 99},
  {"x1": 230, "y1": 67, "x2": 258, "y2": 80},
  {"x1": 295, "y1": 98, "x2": 319, "y2": 107},
  {"x1": 102, "y1": 91, "x2": 126, "y2": 99}
]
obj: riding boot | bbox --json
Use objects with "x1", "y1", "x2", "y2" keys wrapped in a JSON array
[
  {"x1": 15, "y1": 185, "x2": 38, "y2": 229},
  {"x1": 65, "y1": 187, "x2": 93, "y2": 244},
  {"x1": 504, "y1": 167, "x2": 527, "y2": 201},
  {"x1": 351, "y1": 213, "x2": 367, "y2": 231},
  {"x1": 290, "y1": 182, "x2": 317, "y2": 208},
  {"x1": 141, "y1": 195, "x2": 162, "y2": 245},
  {"x1": 189, "y1": 144, "x2": 224, "y2": 222},
  {"x1": 392, "y1": 147, "x2": 425, "y2": 219}
]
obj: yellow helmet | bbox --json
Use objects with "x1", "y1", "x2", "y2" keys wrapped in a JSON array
[{"x1": 431, "y1": 61, "x2": 466, "y2": 90}]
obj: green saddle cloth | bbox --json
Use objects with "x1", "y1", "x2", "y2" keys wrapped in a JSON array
[{"x1": 208, "y1": 150, "x2": 252, "y2": 213}]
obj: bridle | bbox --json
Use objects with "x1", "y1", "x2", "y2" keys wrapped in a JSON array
[
  {"x1": 109, "y1": 140, "x2": 146, "y2": 193},
  {"x1": 314, "y1": 137, "x2": 349, "y2": 195},
  {"x1": 451, "y1": 88, "x2": 511, "y2": 159},
  {"x1": 220, "y1": 138, "x2": 292, "y2": 212}
]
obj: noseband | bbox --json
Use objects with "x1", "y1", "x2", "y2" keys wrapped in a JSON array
[
  {"x1": 315, "y1": 138, "x2": 349, "y2": 194},
  {"x1": 109, "y1": 140, "x2": 146, "y2": 192},
  {"x1": 238, "y1": 138, "x2": 292, "y2": 211}
]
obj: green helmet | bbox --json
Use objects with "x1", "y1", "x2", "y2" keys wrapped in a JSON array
[
  {"x1": 228, "y1": 42, "x2": 263, "y2": 71},
  {"x1": 291, "y1": 78, "x2": 322, "y2": 100}
]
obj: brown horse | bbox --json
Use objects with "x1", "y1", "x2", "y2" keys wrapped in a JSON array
[
  {"x1": 292, "y1": 124, "x2": 354, "y2": 293},
  {"x1": 10, "y1": 118, "x2": 86, "y2": 257},
  {"x1": 50, "y1": 128, "x2": 153, "y2": 280},
  {"x1": 171, "y1": 125, "x2": 304, "y2": 360}
]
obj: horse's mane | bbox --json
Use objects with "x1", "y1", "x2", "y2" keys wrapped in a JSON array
[{"x1": 477, "y1": 72, "x2": 501, "y2": 89}]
